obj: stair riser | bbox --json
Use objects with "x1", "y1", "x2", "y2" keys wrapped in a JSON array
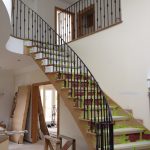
[
  {"x1": 34, "y1": 53, "x2": 69, "y2": 60},
  {"x1": 30, "y1": 46, "x2": 66, "y2": 54},
  {"x1": 63, "y1": 74, "x2": 91, "y2": 80},
  {"x1": 42, "y1": 59, "x2": 72, "y2": 66},
  {"x1": 70, "y1": 91, "x2": 100, "y2": 97}
]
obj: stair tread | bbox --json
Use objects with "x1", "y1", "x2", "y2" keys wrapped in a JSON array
[
  {"x1": 88, "y1": 128, "x2": 144, "y2": 136},
  {"x1": 114, "y1": 141, "x2": 150, "y2": 150},
  {"x1": 114, "y1": 128, "x2": 144, "y2": 136},
  {"x1": 80, "y1": 116, "x2": 128, "y2": 122},
  {"x1": 74, "y1": 105, "x2": 117, "y2": 110}
]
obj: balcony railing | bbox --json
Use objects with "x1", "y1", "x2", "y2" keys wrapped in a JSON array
[{"x1": 58, "y1": 0, "x2": 122, "y2": 42}]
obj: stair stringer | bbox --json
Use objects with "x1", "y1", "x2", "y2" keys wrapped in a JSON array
[{"x1": 27, "y1": 50, "x2": 96, "y2": 150}]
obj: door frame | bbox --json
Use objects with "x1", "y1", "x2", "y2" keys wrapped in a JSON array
[
  {"x1": 31, "y1": 81, "x2": 60, "y2": 143},
  {"x1": 55, "y1": 7, "x2": 75, "y2": 41}
]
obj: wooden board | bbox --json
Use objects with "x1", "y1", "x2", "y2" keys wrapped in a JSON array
[
  {"x1": 10, "y1": 85, "x2": 31, "y2": 144},
  {"x1": 31, "y1": 85, "x2": 39, "y2": 143}
]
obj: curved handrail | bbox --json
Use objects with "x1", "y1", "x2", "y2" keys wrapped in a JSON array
[{"x1": 11, "y1": 0, "x2": 114, "y2": 149}]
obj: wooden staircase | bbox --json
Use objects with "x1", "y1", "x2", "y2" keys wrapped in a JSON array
[
  {"x1": 23, "y1": 41, "x2": 150, "y2": 150},
  {"x1": 11, "y1": 0, "x2": 150, "y2": 149}
]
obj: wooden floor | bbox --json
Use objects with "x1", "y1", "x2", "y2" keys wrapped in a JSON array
[{"x1": 9, "y1": 141, "x2": 44, "y2": 150}]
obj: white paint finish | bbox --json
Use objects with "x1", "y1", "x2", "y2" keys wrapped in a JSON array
[
  {"x1": 6, "y1": 37, "x2": 24, "y2": 54},
  {"x1": 2, "y1": 0, "x2": 12, "y2": 21},
  {"x1": 69, "y1": 0, "x2": 150, "y2": 129},
  {"x1": 22, "y1": 0, "x2": 38, "y2": 11},
  {"x1": 0, "y1": 0, "x2": 11, "y2": 51},
  {"x1": 60, "y1": 99, "x2": 88, "y2": 150},
  {"x1": 0, "y1": 70, "x2": 14, "y2": 127},
  {"x1": 36, "y1": 0, "x2": 69, "y2": 28},
  {"x1": 14, "y1": 66, "x2": 48, "y2": 91}
]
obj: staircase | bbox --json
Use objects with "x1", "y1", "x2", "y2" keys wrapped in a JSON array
[{"x1": 11, "y1": 0, "x2": 150, "y2": 149}]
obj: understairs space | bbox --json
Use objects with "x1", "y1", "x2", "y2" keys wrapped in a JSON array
[{"x1": 9, "y1": 141, "x2": 44, "y2": 150}]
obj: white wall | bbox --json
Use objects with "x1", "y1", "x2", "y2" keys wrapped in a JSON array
[
  {"x1": 60, "y1": 99, "x2": 88, "y2": 150},
  {"x1": 0, "y1": 70, "x2": 14, "y2": 127},
  {"x1": 36, "y1": 0, "x2": 69, "y2": 28},
  {"x1": 69, "y1": 0, "x2": 150, "y2": 129},
  {"x1": 14, "y1": 65, "x2": 48, "y2": 91},
  {"x1": 22, "y1": 0, "x2": 69, "y2": 29}
]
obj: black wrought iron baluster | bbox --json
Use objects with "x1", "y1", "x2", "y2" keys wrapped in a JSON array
[
  {"x1": 96, "y1": 0, "x2": 98, "y2": 31},
  {"x1": 31, "y1": 10, "x2": 33, "y2": 41},
  {"x1": 45, "y1": 22, "x2": 47, "y2": 56},
  {"x1": 114, "y1": 0, "x2": 117, "y2": 23},
  {"x1": 83, "y1": 0, "x2": 86, "y2": 36},
  {"x1": 34, "y1": 13, "x2": 37, "y2": 44},
  {"x1": 41, "y1": 20, "x2": 44, "y2": 55},
  {"x1": 73, "y1": 53, "x2": 76, "y2": 102},
  {"x1": 68, "y1": 7, "x2": 71, "y2": 42},
  {"x1": 37, "y1": 15, "x2": 39, "y2": 47},
  {"x1": 64, "y1": 12, "x2": 66, "y2": 42},
  {"x1": 83, "y1": 65, "x2": 86, "y2": 119},
  {"x1": 77, "y1": 56, "x2": 80, "y2": 106},
  {"x1": 69, "y1": 49, "x2": 72, "y2": 97},
  {"x1": 78, "y1": 1, "x2": 81, "y2": 39},
  {"x1": 20, "y1": 1, "x2": 22, "y2": 38},
  {"x1": 110, "y1": 122, "x2": 114, "y2": 150},
  {"x1": 16, "y1": 0, "x2": 19, "y2": 37},
  {"x1": 86, "y1": 69, "x2": 89, "y2": 120},
  {"x1": 87, "y1": 0, "x2": 89, "y2": 34},
  {"x1": 111, "y1": 0, "x2": 113, "y2": 24},
  {"x1": 100, "y1": 0, "x2": 102, "y2": 29},
  {"x1": 12, "y1": 0, "x2": 15, "y2": 36},
  {"x1": 119, "y1": 0, "x2": 121, "y2": 21},
  {"x1": 93, "y1": 77, "x2": 96, "y2": 133},
  {"x1": 66, "y1": 9, "x2": 68, "y2": 43},
  {"x1": 107, "y1": 0, "x2": 109, "y2": 27},
  {"x1": 81, "y1": 0, "x2": 84, "y2": 37},
  {"x1": 24, "y1": 4, "x2": 25, "y2": 38},
  {"x1": 105, "y1": 103, "x2": 109, "y2": 149},
  {"x1": 75, "y1": 3, "x2": 77, "y2": 41},
  {"x1": 28, "y1": 8, "x2": 30, "y2": 39},
  {"x1": 90, "y1": 73, "x2": 93, "y2": 131},
  {"x1": 103, "y1": 0, "x2": 106, "y2": 28},
  {"x1": 62, "y1": 11, "x2": 64, "y2": 41}
]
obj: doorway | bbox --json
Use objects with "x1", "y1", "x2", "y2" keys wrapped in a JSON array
[
  {"x1": 39, "y1": 84, "x2": 57, "y2": 135},
  {"x1": 55, "y1": 7, "x2": 75, "y2": 43}
]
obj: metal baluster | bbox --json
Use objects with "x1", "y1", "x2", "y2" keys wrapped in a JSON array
[
  {"x1": 96, "y1": 0, "x2": 98, "y2": 31},
  {"x1": 119, "y1": 0, "x2": 121, "y2": 21},
  {"x1": 16, "y1": 0, "x2": 19, "y2": 37},
  {"x1": 32, "y1": 11, "x2": 33, "y2": 41},
  {"x1": 12, "y1": 0, "x2": 15, "y2": 36},
  {"x1": 100, "y1": 0, "x2": 102, "y2": 29},
  {"x1": 114, "y1": 0, "x2": 117, "y2": 23},
  {"x1": 107, "y1": 0, "x2": 109, "y2": 26},
  {"x1": 103, "y1": 0, "x2": 106, "y2": 28},
  {"x1": 24, "y1": 4, "x2": 25, "y2": 38},
  {"x1": 20, "y1": 1, "x2": 22, "y2": 38},
  {"x1": 111, "y1": 0, "x2": 113, "y2": 24},
  {"x1": 28, "y1": 8, "x2": 30, "y2": 39}
]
